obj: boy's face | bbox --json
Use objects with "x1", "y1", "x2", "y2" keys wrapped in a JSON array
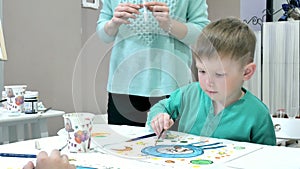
[{"x1": 196, "y1": 56, "x2": 245, "y2": 107}]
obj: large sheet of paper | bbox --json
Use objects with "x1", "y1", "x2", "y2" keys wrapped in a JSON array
[{"x1": 92, "y1": 126, "x2": 263, "y2": 169}]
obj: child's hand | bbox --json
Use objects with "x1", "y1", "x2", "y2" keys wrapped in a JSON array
[
  {"x1": 151, "y1": 113, "x2": 174, "y2": 136},
  {"x1": 23, "y1": 149, "x2": 76, "y2": 169}
]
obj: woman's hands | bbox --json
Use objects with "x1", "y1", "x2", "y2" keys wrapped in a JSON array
[
  {"x1": 111, "y1": 1, "x2": 171, "y2": 29},
  {"x1": 151, "y1": 113, "x2": 174, "y2": 137},
  {"x1": 105, "y1": 3, "x2": 141, "y2": 36},
  {"x1": 144, "y1": 1, "x2": 187, "y2": 39},
  {"x1": 144, "y1": 1, "x2": 171, "y2": 32},
  {"x1": 106, "y1": 1, "x2": 186, "y2": 39},
  {"x1": 112, "y1": 3, "x2": 141, "y2": 26},
  {"x1": 23, "y1": 150, "x2": 75, "y2": 169}
]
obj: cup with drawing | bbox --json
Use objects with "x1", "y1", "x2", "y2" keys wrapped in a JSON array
[
  {"x1": 3, "y1": 85, "x2": 27, "y2": 114},
  {"x1": 63, "y1": 112, "x2": 95, "y2": 153}
]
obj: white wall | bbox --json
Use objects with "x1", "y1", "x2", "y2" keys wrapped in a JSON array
[
  {"x1": 207, "y1": 0, "x2": 240, "y2": 21},
  {"x1": 3, "y1": 0, "x2": 82, "y2": 136},
  {"x1": 240, "y1": 0, "x2": 266, "y2": 31}
]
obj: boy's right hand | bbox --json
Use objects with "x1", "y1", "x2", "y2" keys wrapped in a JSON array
[{"x1": 150, "y1": 113, "x2": 174, "y2": 137}]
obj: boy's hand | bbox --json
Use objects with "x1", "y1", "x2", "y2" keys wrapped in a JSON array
[{"x1": 151, "y1": 113, "x2": 174, "y2": 137}]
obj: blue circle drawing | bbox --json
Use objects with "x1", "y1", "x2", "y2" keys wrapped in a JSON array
[{"x1": 141, "y1": 145, "x2": 204, "y2": 158}]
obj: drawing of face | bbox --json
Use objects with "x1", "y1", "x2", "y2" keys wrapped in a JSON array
[
  {"x1": 7, "y1": 88, "x2": 15, "y2": 98},
  {"x1": 158, "y1": 145, "x2": 193, "y2": 154},
  {"x1": 141, "y1": 144, "x2": 204, "y2": 158},
  {"x1": 65, "y1": 118, "x2": 74, "y2": 132}
]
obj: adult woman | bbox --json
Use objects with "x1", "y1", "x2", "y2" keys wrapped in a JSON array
[{"x1": 97, "y1": 0, "x2": 210, "y2": 126}]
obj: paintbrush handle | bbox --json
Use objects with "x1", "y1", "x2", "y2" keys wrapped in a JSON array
[
  {"x1": 126, "y1": 133, "x2": 156, "y2": 142},
  {"x1": 0, "y1": 99, "x2": 7, "y2": 103},
  {"x1": 0, "y1": 153, "x2": 37, "y2": 158},
  {"x1": 157, "y1": 129, "x2": 165, "y2": 140},
  {"x1": 154, "y1": 129, "x2": 165, "y2": 146}
]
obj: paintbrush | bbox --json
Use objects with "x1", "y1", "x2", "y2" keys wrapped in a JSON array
[
  {"x1": 0, "y1": 99, "x2": 7, "y2": 103},
  {"x1": 41, "y1": 107, "x2": 52, "y2": 113},
  {"x1": 126, "y1": 133, "x2": 156, "y2": 142},
  {"x1": 58, "y1": 143, "x2": 68, "y2": 151},
  {"x1": 154, "y1": 110, "x2": 176, "y2": 146}
]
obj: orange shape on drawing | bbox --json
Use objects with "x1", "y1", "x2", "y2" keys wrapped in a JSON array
[
  {"x1": 165, "y1": 160, "x2": 175, "y2": 163},
  {"x1": 91, "y1": 132, "x2": 109, "y2": 137},
  {"x1": 111, "y1": 146, "x2": 133, "y2": 152}
]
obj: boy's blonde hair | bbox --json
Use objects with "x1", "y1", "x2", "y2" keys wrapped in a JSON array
[{"x1": 194, "y1": 17, "x2": 256, "y2": 67}]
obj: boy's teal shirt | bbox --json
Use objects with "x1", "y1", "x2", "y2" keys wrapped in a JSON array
[
  {"x1": 147, "y1": 82, "x2": 277, "y2": 146},
  {"x1": 97, "y1": 0, "x2": 210, "y2": 97}
]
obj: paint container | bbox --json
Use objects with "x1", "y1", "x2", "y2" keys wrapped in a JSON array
[
  {"x1": 4, "y1": 85, "x2": 27, "y2": 113},
  {"x1": 24, "y1": 91, "x2": 39, "y2": 114},
  {"x1": 63, "y1": 112, "x2": 95, "y2": 153}
]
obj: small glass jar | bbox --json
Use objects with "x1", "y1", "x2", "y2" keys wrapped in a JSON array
[{"x1": 24, "y1": 91, "x2": 39, "y2": 114}]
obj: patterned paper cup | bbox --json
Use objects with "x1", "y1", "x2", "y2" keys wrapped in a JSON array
[
  {"x1": 4, "y1": 85, "x2": 27, "y2": 113},
  {"x1": 63, "y1": 112, "x2": 95, "y2": 153}
]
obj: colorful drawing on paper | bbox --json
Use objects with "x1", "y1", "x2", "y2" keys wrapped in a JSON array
[
  {"x1": 100, "y1": 131, "x2": 263, "y2": 168},
  {"x1": 141, "y1": 144, "x2": 203, "y2": 158},
  {"x1": 141, "y1": 141, "x2": 227, "y2": 158}
]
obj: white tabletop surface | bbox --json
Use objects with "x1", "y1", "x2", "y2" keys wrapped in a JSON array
[
  {"x1": 0, "y1": 124, "x2": 299, "y2": 169},
  {"x1": 0, "y1": 108, "x2": 65, "y2": 144},
  {"x1": 0, "y1": 107, "x2": 64, "y2": 123},
  {"x1": 226, "y1": 145, "x2": 300, "y2": 169}
]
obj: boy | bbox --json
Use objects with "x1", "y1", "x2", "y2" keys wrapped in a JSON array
[{"x1": 146, "y1": 17, "x2": 276, "y2": 145}]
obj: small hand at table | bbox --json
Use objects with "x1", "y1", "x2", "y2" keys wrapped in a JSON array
[
  {"x1": 151, "y1": 113, "x2": 174, "y2": 138},
  {"x1": 23, "y1": 149, "x2": 75, "y2": 169}
]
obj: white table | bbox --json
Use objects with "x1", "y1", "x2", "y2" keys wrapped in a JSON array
[
  {"x1": 225, "y1": 145, "x2": 300, "y2": 169},
  {"x1": 0, "y1": 108, "x2": 65, "y2": 144},
  {"x1": 0, "y1": 124, "x2": 299, "y2": 169}
]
